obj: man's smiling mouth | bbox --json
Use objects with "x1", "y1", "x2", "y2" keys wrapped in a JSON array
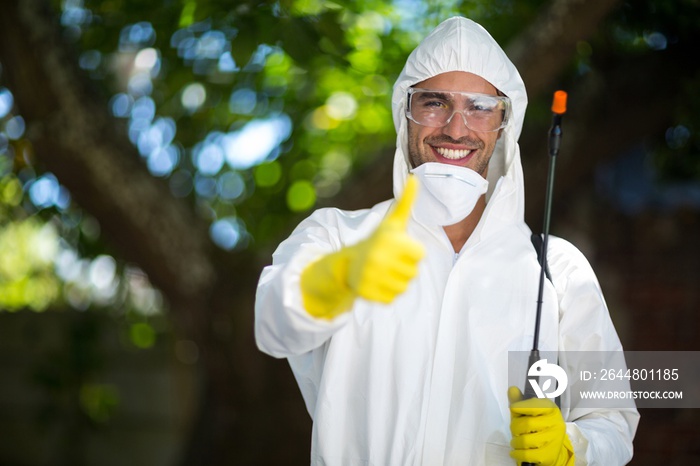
[{"x1": 433, "y1": 146, "x2": 474, "y2": 160}]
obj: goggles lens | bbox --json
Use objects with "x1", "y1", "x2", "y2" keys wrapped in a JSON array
[{"x1": 406, "y1": 88, "x2": 511, "y2": 132}]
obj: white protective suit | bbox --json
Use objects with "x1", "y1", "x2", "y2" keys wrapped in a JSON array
[{"x1": 255, "y1": 16, "x2": 639, "y2": 466}]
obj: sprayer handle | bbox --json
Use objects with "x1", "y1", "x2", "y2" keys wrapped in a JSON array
[{"x1": 520, "y1": 92, "x2": 567, "y2": 466}]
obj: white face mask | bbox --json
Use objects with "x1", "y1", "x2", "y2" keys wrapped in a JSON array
[{"x1": 410, "y1": 162, "x2": 489, "y2": 226}]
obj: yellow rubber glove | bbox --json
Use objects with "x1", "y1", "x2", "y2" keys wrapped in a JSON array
[
  {"x1": 300, "y1": 176, "x2": 425, "y2": 319},
  {"x1": 508, "y1": 386, "x2": 575, "y2": 466}
]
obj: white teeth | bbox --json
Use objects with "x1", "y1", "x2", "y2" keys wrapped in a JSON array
[{"x1": 435, "y1": 147, "x2": 473, "y2": 159}]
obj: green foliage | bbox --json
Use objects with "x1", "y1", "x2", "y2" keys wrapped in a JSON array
[
  {"x1": 0, "y1": 219, "x2": 60, "y2": 311},
  {"x1": 2, "y1": 0, "x2": 699, "y2": 316},
  {"x1": 129, "y1": 321, "x2": 156, "y2": 348},
  {"x1": 80, "y1": 382, "x2": 121, "y2": 423},
  {"x1": 0, "y1": 175, "x2": 61, "y2": 311},
  {"x1": 286, "y1": 179, "x2": 317, "y2": 211},
  {"x1": 57, "y1": 0, "x2": 500, "y2": 252},
  {"x1": 43, "y1": 0, "x2": 618, "y2": 260}
]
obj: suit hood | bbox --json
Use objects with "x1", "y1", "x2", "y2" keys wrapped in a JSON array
[{"x1": 392, "y1": 17, "x2": 528, "y2": 223}]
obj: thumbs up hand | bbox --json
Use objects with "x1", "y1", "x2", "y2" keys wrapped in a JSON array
[
  {"x1": 301, "y1": 176, "x2": 425, "y2": 319},
  {"x1": 347, "y1": 175, "x2": 424, "y2": 303}
]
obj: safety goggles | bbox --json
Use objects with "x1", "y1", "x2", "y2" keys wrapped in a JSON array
[{"x1": 406, "y1": 88, "x2": 511, "y2": 132}]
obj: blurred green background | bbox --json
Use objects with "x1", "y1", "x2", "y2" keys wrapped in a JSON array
[{"x1": 0, "y1": 0, "x2": 699, "y2": 464}]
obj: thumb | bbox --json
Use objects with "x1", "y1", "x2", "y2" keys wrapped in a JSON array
[
  {"x1": 508, "y1": 386, "x2": 523, "y2": 405},
  {"x1": 385, "y1": 175, "x2": 419, "y2": 230}
]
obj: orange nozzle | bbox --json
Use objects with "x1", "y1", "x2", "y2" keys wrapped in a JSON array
[{"x1": 551, "y1": 90, "x2": 567, "y2": 114}]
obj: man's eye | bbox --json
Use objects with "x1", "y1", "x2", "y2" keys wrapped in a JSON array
[
  {"x1": 422, "y1": 100, "x2": 448, "y2": 109},
  {"x1": 471, "y1": 105, "x2": 494, "y2": 113},
  {"x1": 470, "y1": 98, "x2": 498, "y2": 113}
]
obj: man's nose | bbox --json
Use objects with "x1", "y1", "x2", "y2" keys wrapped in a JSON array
[{"x1": 442, "y1": 110, "x2": 474, "y2": 139}]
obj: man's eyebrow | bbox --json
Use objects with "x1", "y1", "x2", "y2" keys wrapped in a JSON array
[{"x1": 414, "y1": 91, "x2": 451, "y2": 100}]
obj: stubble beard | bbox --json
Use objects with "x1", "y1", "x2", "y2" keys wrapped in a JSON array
[{"x1": 407, "y1": 125, "x2": 492, "y2": 176}]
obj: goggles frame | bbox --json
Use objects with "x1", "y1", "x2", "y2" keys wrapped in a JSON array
[{"x1": 406, "y1": 87, "x2": 511, "y2": 132}]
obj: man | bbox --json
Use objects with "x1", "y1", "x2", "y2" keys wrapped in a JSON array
[{"x1": 255, "y1": 16, "x2": 638, "y2": 465}]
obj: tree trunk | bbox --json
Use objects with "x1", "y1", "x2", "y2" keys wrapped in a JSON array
[{"x1": 506, "y1": 0, "x2": 623, "y2": 98}]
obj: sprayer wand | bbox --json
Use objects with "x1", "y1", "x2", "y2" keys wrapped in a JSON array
[{"x1": 522, "y1": 90, "x2": 568, "y2": 426}]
